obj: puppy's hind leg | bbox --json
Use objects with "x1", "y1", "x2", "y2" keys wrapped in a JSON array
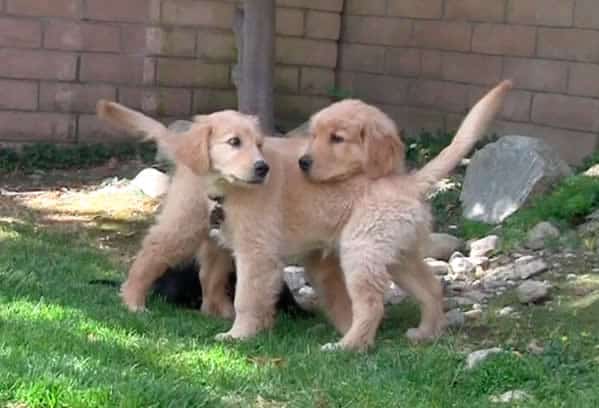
[
  {"x1": 215, "y1": 253, "x2": 283, "y2": 341},
  {"x1": 390, "y1": 255, "x2": 446, "y2": 343}
]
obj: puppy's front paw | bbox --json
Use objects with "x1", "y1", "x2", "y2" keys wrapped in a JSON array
[
  {"x1": 215, "y1": 331, "x2": 236, "y2": 342},
  {"x1": 320, "y1": 342, "x2": 342, "y2": 352}
]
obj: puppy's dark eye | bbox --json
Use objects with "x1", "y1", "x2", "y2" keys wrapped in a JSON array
[
  {"x1": 257, "y1": 142, "x2": 264, "y2": 150},
  {"x1": 330, "y1": 133, "x2": 344, "y2": 144},
  {"x1": 227, "y1": 137, "x2": 241, "y2": 147}
]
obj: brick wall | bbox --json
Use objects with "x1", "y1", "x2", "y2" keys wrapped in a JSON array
[
  {"x1": 338, "y1": 0, "x2": 599, "y2": 164},
  {"x1": 0, "y1": 0, "x2": 341, "y2": 144},
  {"x1": 2, "y1": 0, "x2": 599, "y2": 164}
]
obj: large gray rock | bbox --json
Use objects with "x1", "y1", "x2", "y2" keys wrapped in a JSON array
[
  {"x1": 461, "y1": 136, "x2": 572, "y2": 224},
  {"x1": 424, "y1": 233, "x2": 464, "y2": 261},
  {"x1": 526, "y1": 221, "x2": 560, "y2": 250}
]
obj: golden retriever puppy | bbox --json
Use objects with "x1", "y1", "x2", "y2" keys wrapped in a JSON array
[{"x1": 97, "y1": 80, "x2": 510, "y2": 351}]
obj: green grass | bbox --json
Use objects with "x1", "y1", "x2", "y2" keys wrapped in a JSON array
[{"x1": 2, "y1": 220, "x2": 599, "y2": 407}]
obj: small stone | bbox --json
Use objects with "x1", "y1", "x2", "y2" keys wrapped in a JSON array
[
  {"x1": 131, "y1": 168, "x2": 169, "y2": 198},
  {"x1": 483, "y1": 256, "x2": 548, "y2": 286},
  {"x1": 490, "y1": 390, "x2": 531, "y2": 403},
  {"x1": 283, "y1": 266, "x2": 306, "y2": 292},
  {"x1": 425, "y1": 233, "x2": 464, "y2": 261},
  {"x1": 296, "y1": 286, "x2": 318, "y2": 311},
  {"x1": 497, "y1": 306, "x2": 515, "y2": 316},
  {"x1": 449, "y1": 252, "x2": 476, "y2": 278},
  {"x1": 469, "y1": 235, "x2": 501, "y2": 258},
  {"x1": 517, "y1": 280, "x2": 551, "y2": 304},
  {"x1": 466, "y1": 347, "x2": 503, "y2": 370},
  {"x1": 470, "y1": 256, "x2": 490, "y2": 268},
  {"x1": 566, "y1": 274, "x2": 577, "y2": 281},
  {"x1": 384, "y1": 282, "x2": 407, "y2": 305},
  {"x1": 583, "y1": 163, "x2": 599, "y2": 177},
  {"x1": 465, "y1": 309, "x2": 482, "y2": 320},
  {"x1": 425, "y1": 258, "x2": 450, "y2": 276},
  {"x1": 446, "y1": 309, "x2": 465, "y2": 328},
  {"x1": 526, "y1": 221, "x2": 560, "y2": 250},
  {"x1": 527, "y1": 339, "x2": 545, "y2": 355}
]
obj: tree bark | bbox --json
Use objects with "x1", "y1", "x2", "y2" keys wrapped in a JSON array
[{"x1": 235, "y1": 0, "x2": 276, "y2": 134}]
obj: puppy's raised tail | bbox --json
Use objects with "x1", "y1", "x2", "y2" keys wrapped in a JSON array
[
  {"x1": 412, "y1": 80, "x2": 512, "y2": 193},
  {"x1": 97, "y1": 100, "x2": 167, "y2": 142}
]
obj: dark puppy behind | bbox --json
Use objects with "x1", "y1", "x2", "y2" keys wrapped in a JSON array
[{"x1": 91, "y1": 259, "x2": 308, "y2": 316}]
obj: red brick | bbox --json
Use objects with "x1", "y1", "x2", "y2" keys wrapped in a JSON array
[
  {"x1": 275, "y1": 66, "x2": 299, "y2": 93},
  {"x1": 445, "y1": 0, "x2": 506, "y2": 23},
  {"x1": 343, "y1": 16, "x2": 412, "y2": 46},
  {"x1": 0, "y1": 80, "x2": 37, "y2": 110},
  {"x1": 503, "y1": 58, "x2": 568, "y2": 92},
  {"x1": 162, "y1": 0, "x2": 234, "y2": 28},
  {"x1": 121, "y1": 25, "x2": 147, "y2": 55},
  {"x1": 421, "y1": 50, "x2": 442, "y2": 77},
  {"x1": 80, "y1": 54, "x2": 149, "y2": 85},
  {"x1": 411, "y1": 21, "x2": 472, "y2": 51},
  {"x1": 532, "y1": 93, "x2": 599, "y2": 132},
  {"x1": 472, "y1": 24, "x2": 535, "y2": 57},
  {"x1": 119, "y1": 87, "x2": 191, "y2": 116},
  {"x1": 574, "y1": 0, "x2": 599, "y2": 29},
  {"x1": 40, "y1": 83, "x2": 115, "y2": 113},
  {"x1": 85, "y1": 0, "x2": 159, "y2": 23},
  {"x1": 384, "y1": 105, "x2": 445, "y2": 136},
  {"x1": 442, "y1": 53, "x2": 502, "y2": 85},
  {"x1": 0, "y1": 17, "x2": 41, "y2": 48},
  {"x1": 6, "y1": 0, "x2": 80, "y2": 18},
  {"x1": 197, "y1": 30, "x2": 236, "y2": 61},
  {"x1": 493, "y1": 120, "x2": 598, "y2": 164},
  {"x1": 276, "y1": 8, "x2": 304, "y2": 36},
  {"x1": 0, "y1": 49, "x2": 76, "y2": 80},
  {"x1": 507, "y1": 0, "x2": 574, "y2": 26},
  {"x1": 44, "y1": 21, "x2": 120, "y2": 52},
  {"x1": 568, "y1": 63, "x2": 599, "y2": 98},
  {"x1": 0, "y1": 112, "x2": 74, "y2": 142},
  {"x1": 276, "y1": 37, "x2": 337, "y2": 68},
  {"x1": 300, "y1": 67, "x2": 335, "y2": 96},
  {"x1": 339, "y1": 44, "x2": 386, "y2": 74},
  {"x1": 538, "y1": 28, "x2": 599, "y2": 62},
  {"x1": 469, "y1": 86, "x2": 532, "y2": 122},
  {"x1": 346, "y1": 0, "x2": 386, "y2": 15},
  {"x1": 351, "y1": 73, "x2": 408, "y2": 105},
  {"x1": 306, "y1": 11, "x2": 340, "y2": 40},
  {"x1": 387, "y1": 0, "x2": 443, "y2": 19},
  {"x1": 157, "y1": 59, "x2": 230, "y2": 87},
  {"x1": 78, "y1": 114, "x2": 131, "y2": 143},
  {"x1": 193, "y1": 89, "x2": 237, "y2": 113},
  {"x1": 148, "y1": 27, "x2": 196, "y2": 57},
  {"x1": 277, "y1": 0, "x2": 343, "y2": 12},
  {"x1": 408, "y1": 80, "x2": 470, "y2": 113},
  {"x1": 385, "y1": 48, "x2": 421, "y2": 77}
]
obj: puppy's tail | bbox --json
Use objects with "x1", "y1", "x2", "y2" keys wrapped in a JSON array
[
  {"x1": 97, "y1": 100, "x2": 168, "y2": 142},
  {"x1": 412, "y1": 80, "x2": 512, "y2": 194}
]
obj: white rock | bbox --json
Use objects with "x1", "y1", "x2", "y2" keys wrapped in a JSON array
[
  {"x1": 283, "y1": 266, "x2": 306, "y2": 291},
  {"x1": 466, "y1": 347, "x2": 503, "y2": 370},
  {"x1": 490, "y1": 390, "x2": 531, "y2": 403},
  {"x1": 465, "y1": 309, "x2": 482, "y2": 320},
  {"x1": 566, "y1": 273, "x2": 577, "y2": 281},
  {"x1": 425, "y1": 233, "x2": 464, "y2": 261},
  {"x1": 131, "y1": 168, "x2": 169, "y2": 198},
  {"x1": 526, "y1": 221, "x2": 560, "y2": 250},
  {"x1": 384, "y1": 282, "x2": 407, "y2": 305},
  {"x1": 469, "y1": 235, "x2": 501, "y2": 258},
  {"x1": 483, "y1": 256, "x2": 548, "y2": 286},
  {"x1": 425, "y1": 258, "x2": 450, "y2": 276},
  {"x1": 295, "y1": 286, "x2": 318, "y2": 310},
  {"x1": 584, "y1": 163, "x2": 599, "y2": 177},
  {"x1": 517, "y1": 280, "x2": 551, "y2": 304},
  {"x1": 449, "y1": 252, "x2": 476, "y2": 278},
  {"x1": 497, "y1": 306, "x2": 515, "y2": 316},
  {"x1": 446, "y1": 309, "x2": 465, "y2": 328}
]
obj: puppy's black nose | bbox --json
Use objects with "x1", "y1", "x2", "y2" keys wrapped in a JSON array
[
  {"x1": 298, "y1": 155, "x2": 313, "y2": 172},
  {"x1": 254, "y1": 160, "x2": 270, "y2": 178}
]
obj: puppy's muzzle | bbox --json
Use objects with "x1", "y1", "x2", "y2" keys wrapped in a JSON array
[
  {"x1": 253, "y1": 160, "x2": 270, "y2": 180},
  {"x1": 298, "y1": 155, "x2": 313, "y2": 173}
]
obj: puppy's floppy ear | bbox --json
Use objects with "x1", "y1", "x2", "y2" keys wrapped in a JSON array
[
  {"x1": 361, "y1": 119, "x2": 405, "y2": 179},
  {"x1": 172, "y1": 122, "x2": 212, "y2": 175}
]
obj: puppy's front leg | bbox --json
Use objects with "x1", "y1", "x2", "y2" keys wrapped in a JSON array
[
  {"x1": 215, "y1": 253, "x2": 283, "y2": 341},
  {"x1": 198, "y1": 239, "x2": 235, "y2": 319}
]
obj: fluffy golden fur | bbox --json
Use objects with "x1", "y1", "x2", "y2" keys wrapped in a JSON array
[{"x1": 97, "y1": 80, "x2": 510, "y2": 351}]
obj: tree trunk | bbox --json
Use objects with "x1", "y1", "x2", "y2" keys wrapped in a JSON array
[{"x1": 234, "y1": 0, "x2": 276, "y2": 134}]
